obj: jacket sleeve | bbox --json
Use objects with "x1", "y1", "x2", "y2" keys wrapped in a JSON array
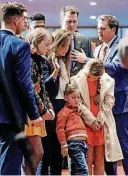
[
  {"x1": 104, "y1": 51, "x2": 124, "y2": 76},
  {"x1": 15, "y1": 41, "x2": 39, "y2": 120},
  {"x1": 56, "y1": 111, "x2": 68, "y2": 147},
  {"x1": 97, "y1": 79, "x2": 115, "y2": 124},
  {"x1": 43, "y1": 61, "x2": 59, "y2": 98},
  {"x1": 70, "y1": 76, "x2": 97, "y2": 127}
]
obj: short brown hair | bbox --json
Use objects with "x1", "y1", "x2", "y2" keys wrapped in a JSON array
[
  {"x1": 1, "y1": 2, "x2": 27, "y2": 22},
  {"x1": 97, "y1": 15, "x2": 119, "y2": 35},
  {"x1": 60, "y1": 6, "x2": 79, "y2": 19},
  {"x1": 87, "y1": 58, "x2": 104, "y2": 77}
]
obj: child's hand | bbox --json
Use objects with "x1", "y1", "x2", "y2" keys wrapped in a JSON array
[{"x1": 61, "y1": 147, "x2": 68, "y2": 157}]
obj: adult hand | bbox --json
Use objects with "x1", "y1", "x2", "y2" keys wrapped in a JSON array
[
  {"x1": 42, "y1": 110, "x2": 54, "y2": 120},
  {"x1": 31, "y1": 116, "x2": 45, "y2": 127},
  {"x1": 52, "y1": 55, "x2": 60, "y2": 80},
  {"x1": 70, "y1": 48, "x2": 87, "y2": 63},
  {"x1": 61, "y1": 147, "x2": 68, "y2": 157},
  {"x1": 49, "y1": 109, "x2": 55, "y2": 119}
]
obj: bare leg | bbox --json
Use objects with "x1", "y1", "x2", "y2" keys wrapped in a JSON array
[
  {"x1": 24, "y1": 136, "x2": 43, "y2": 175},
  {"x1": 94, "y1": 145, "x2": 104, "y2": 175},
  {"x1": 87, "y1": 145, "x2": 94, "y2": 175}
]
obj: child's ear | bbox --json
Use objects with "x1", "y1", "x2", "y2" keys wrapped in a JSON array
[{"x1": 64, "y1": 95, "x2": 68, "y2": 102}]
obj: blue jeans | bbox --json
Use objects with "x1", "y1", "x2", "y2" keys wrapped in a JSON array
[{"x1": 67, "y1": 140, "x2": 88, "y2": 175}]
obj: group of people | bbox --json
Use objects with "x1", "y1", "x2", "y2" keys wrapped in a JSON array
[{"x1": 0, "y1": 1, "x2": 128, "y2": 175}]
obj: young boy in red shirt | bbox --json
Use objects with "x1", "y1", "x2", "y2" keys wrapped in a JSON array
[{"x1": 56, "y1": 84, "x2": 88, "y2": 175}]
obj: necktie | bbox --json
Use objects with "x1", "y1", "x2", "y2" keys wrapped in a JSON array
[
  {"x1": 100, "y1": 45, "x2": 108, "y2": 60},
  {"x1": 70, "y1": 37, "x2": 74, "y2": 70}
]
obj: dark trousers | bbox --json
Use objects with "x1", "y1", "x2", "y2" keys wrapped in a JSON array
[
  {"x1": 37, "y1": 99, "x2": 65, "y2": 175},
  {"x1": 104, "y1": 160, "x2": 117, "y2": 175},
  {"x1": 39, "y1": 134, "x2": 63, "y2": 175},
  {"x1": 68, "y1": 140, "x2": 88, "y2": 175},
  {"x1": 0, "y1": 124, "x2": 23, "y2": 175},
  {"x1": 115, "y1": 112, "x2": 128, "y2": 175}
]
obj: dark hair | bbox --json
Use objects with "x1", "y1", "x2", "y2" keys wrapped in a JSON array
[
  {"x1": 97, "y1": 15, "x2": 119, "y2": 35},
  {"x1": 60, "y1": 6, "x2": 79, "y2": 19},
  {"x1": 88, "y1": 58, "x2": 104, "y2": 77},
  {"x1": 30, "y1": 13, "x2": 45, "y2": 22},
  {"x1": 1, "y1": 2, "x2": 27, "y2": 22},
  {"x1": 64, "y1": 84, "x2": 78, "y2": 96}
]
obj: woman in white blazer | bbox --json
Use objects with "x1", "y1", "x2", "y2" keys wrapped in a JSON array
[{"x1": 70, "y1": 58, "x2": 123, "y2": 175}]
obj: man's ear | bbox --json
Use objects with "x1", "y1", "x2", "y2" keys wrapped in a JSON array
[{"x1": 14, "y1": 17, "x2": 19, "y2": 27}]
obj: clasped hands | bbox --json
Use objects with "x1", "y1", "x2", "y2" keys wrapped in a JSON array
[{"x1": 91, "y1": 119, "x2": 103, "y2": 131}]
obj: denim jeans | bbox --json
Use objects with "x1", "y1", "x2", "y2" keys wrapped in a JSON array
[{"x1": 67, "y1": 140, "x2": 88, "y2": 175}]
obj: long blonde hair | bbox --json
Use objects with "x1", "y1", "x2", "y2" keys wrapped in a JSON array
[
  {"x1": 49, "y1": 29, "x2": 72, "y2": 77},
  {"x1": 27, "y1": 28, "x2": 53, "y2": 53}
]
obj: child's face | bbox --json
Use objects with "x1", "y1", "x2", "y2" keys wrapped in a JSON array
[
  {"x1": 65, "y1": 91, "x2": 80, "y2": 108},
  {"x1": 37, "y1": 36, "x2": 52, "y2": 56}
]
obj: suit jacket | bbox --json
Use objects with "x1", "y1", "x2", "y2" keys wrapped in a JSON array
[
  {"x1": 0, "y1": 30, "x2": 39, "y2": 125},
  {"x1": 95, "y1": 36, "x2": 128, "y2": 114},
  {"x1": 71, "y1": 35, "x2": 93, "y2": 76},
  {"x1": 70, "y1": 69, "x2": 123, "y2": 161}
]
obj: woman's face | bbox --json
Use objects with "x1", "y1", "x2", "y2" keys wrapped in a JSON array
[
  {"x1": 37, "y1": 36, "x2": 52, "y2": 55},
  {"x1": 56, "y1": 39, "x2": 71, "y2": 57}
]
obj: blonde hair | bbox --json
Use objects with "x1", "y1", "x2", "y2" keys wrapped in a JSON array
[
  {"x1": 64, "y1": 84, "x2": 79, "y2": 96},
  {"x1": 27, "y1": 28, "x2": 53, "y2": 53},
  {"x1": 49, "y1": 29, "x2": 72, "y2": 77}
]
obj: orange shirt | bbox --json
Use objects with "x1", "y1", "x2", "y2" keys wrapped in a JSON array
[{"x1": 86, "y1": 77, "x2": 104, "y2": 146}]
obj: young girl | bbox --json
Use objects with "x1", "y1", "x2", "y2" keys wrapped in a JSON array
[
  {"x1": 23, "y1": 28, "x2": 54, "y2": 174},
  {"x1": 56, "y1": 84, "x2": 88, "y2": 175},
  {"x1": 70, "y1": 58, "x2": 123, "y2": 175}
]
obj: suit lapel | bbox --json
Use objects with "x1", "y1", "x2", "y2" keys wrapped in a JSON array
[
  {"x1": 74, "y1": 36, "x2": 84, "y2": 50},
  {"x1": 104, "y1": 36, "x2": 119, "y2": 62}
]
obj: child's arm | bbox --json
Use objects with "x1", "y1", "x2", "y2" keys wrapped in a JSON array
[
  {"x1": 79, "y1": 103, "x2": 97, "y2": 127},
  {"x1": 56, "y1": 111, "x2": 68, "y2": 149},
  {"x1": 70, "y1": 76, "x2": 97, "y2": 127}
]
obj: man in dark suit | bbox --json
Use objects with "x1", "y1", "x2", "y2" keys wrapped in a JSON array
[
  {"x1": 59, "y1": 6, "x2": 93, "y2": 76},
  {"x1": 95, "y1": 15, "x2": 128, "y2": 175},
  {"x1": 0, "y1": 2, "x2": 44, "y2": 175}
]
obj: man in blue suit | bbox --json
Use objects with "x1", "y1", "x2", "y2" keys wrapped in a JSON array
[
  {"x1": 0, "y1": 2, "x2": 44, "y2": 175},
  {"x1": 119, "y1": 37, "x2": 128, "y2": 69},
  {"x1": 95, "y1": 15, "x2": 128, "y2": 175}
]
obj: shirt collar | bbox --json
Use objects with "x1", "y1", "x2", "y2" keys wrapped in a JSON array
[
  {"x1": 0, "y1": 28, "x2": 15, "y2": 35},
  {"x1": 104, "y1": 35, "x2": 117, "y2": 48}
]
